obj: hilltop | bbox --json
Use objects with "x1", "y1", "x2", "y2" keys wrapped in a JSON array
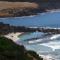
[
  {"x1": 0, "y1": 0, "x2": 59, "y2": 17},
  {"x1": 0, "y1": 1, "x2": 41, "y2": 17}
]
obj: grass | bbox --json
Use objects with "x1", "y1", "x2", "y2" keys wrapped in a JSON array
[{"x1": 0, "y1": 1, "x2": 38, "y2": 10}]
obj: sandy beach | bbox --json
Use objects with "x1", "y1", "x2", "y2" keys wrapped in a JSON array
[{"x1": 4, "y1": 32, "x2": 24, "y2": 42}]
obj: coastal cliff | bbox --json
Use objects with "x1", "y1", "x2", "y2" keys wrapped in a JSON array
[
  {"x1": 0, "y1": 36, "x2": 43, "y2": 60},
  {"x1": 0, "y1": 0, "x2": 59, "y2": 17},
  {"x1": 0, "y1": 1, "x2": 44, "y2": 17},
  {"x1": 0, "y1": 1, "x2": 46, "y2": 17},
  {"x1": 0, "y1": 2, "x2": 40, "y2": 17}
]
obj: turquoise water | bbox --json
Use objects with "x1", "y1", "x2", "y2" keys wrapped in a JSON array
[
  {"x1": 18, "y1": 32, "x2": 60, "y2": 60},
  {"x1": 19, "y1": 32, "x2": 44, "y2": 41}
]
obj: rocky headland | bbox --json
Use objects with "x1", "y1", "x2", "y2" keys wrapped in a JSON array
[
  {"x1": 0, "y1": 0, "x2": 59, "y2": 17},
  {"x1": 0, "y1": 22, "x2": 60, "y2": 35},
  {"x1": 0, "y1": 1, "x2": 45, "y2": 17},
  {"x1": 0, "y1": 36, "x2": 43, "y2": 60},
  {"x1": 0, "y1": 2, "x2": 37, "y2": 17}
]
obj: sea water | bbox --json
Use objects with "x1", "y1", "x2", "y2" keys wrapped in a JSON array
[
  {"x1": 0, "y1": 11, "x2": 60, "y2": 27},
  {"x1": 0, "y1": 11, "x2": 60, "y2": 60}
]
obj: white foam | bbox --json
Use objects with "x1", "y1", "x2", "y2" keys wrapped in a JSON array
[
  {"x1": 28, "y1": 39, "x2": 43, "y2": 44},
  {"x1": 40, "y1": 41, "x2": 60, "y2": 51},
  {"x1": 28, "y1": 34, "x2": 60, "y2": 44},
  {"x1": 37, "y1": 34, "x2": 60, "y2": 51},
  {"x1": 46, "y1": 9, "x2": 60, "y2": 13},
  {"x1": 50, "y1": 34, "x2": 60, "y2": 40}
]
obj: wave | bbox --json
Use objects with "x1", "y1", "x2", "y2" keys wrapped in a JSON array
[
  {"x1": 41, "y1": 41, "x2": 60, "y2": 51},
  {"x1": 47, "y1": 9, "x2": 60, "y2": 13},
  {"x1": 22, "y1": 34, "x2": 60, "y2": 52},
  {"x1": 40, "y1": 34, "x2": 60, "y2": 51},
  {"x1": 50, "y1": 34, "x2": 60, "y2": 40},
  {"x1": 20, "y1": 34, "x2": 60, "y2": 49}
]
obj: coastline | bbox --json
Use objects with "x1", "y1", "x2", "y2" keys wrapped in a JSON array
[
  {"x1": 0, "y1": 1, "x2": 60, "y2": 60},
  {"x1": 0, "y1": 1, "x2": 40, "y2": 17},
  {"x1": 0, "y1": 1, "x2": 60, "y2": 17},
  {"x1": 4, "y1": 32, "x2": 24, "y2": 42},
  {"x1": 4, "y1": 32, "x2": 53, "y2": 60}
]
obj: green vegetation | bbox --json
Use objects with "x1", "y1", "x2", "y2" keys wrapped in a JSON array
[{"x1": 0, "y1": 36, "x2": 43, "y2": 60}]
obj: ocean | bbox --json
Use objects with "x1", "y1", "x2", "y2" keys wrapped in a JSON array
[{"x1": 0, "y1": 11, "x2": 60, "y2": 60}]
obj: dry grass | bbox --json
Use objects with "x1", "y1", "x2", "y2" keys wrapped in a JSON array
[
  {"x1": 0, "y1": 1, "x2": 39, "y2": 17},
  {"x1": 0, "y1": 1, "x2": 39, "y2": 10}
]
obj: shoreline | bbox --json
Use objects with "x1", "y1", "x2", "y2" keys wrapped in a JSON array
[
  {"x1": 4, "y1": 32, "x2": 24, "y2": 42},
  {"x1": 0, "y1": 1, "x2": 60, "y2": 17},
  {"x1": 0, "y1": 1, "x2": 39, "y2": 17},
  {"x1": 0, "y1": 9, "x2": 60, "y2": 18}
]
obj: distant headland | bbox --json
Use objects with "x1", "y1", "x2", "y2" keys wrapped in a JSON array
[
  {"x1": 0, "y1": 22, "x2": 60, "y2": 35},
  {"x1": 0, "y1": 1, "x2": 47, "y2": 17},
  {"x1": 0, "y1": 0, "x2": 60, "y2": 17}
]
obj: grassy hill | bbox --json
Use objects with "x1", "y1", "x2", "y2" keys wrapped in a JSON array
[
  {"x1": 0, "y1": 0, "x2": 59, "y2": 17},
  {"x1": 0, "y1": 1, "x2": 40, "y2": 17},
  {"x1": 0, "y1": 36, "x2": 43, "y2": 60}
]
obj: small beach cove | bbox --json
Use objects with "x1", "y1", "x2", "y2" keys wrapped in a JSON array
[{"x1": 2, "y1": 10, "x2": 60, "y2": 60}]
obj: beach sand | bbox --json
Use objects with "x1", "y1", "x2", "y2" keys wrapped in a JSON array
[{"x1": 4, "y1": 32, "x2": 24, "y2": 42}]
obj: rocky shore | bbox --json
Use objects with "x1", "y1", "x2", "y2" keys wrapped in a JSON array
[{"x1": 0, "y1": 22, "x2": 60, "y2": 35}]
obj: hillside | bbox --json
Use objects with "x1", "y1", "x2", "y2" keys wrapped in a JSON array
[
  {"x1": 0, "y1": 36, "x2": 43, "y2": 60},
  {"x1": 0, "y1": 2, "x2": 38, "y2": 9},
  {"x1": 0, "y1": 1, "x2": 41, "y2": 17},
  {"x1": 0, "y1": 0, "x2": 59, "y2": 17},
  {"x1": 0, "y1": 0, "x2": 59, "y2": 9}
]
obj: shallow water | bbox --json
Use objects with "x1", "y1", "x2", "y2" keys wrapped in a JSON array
[{"x1": 18, "y1": 32, "x2": 60, "y2": 60}]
